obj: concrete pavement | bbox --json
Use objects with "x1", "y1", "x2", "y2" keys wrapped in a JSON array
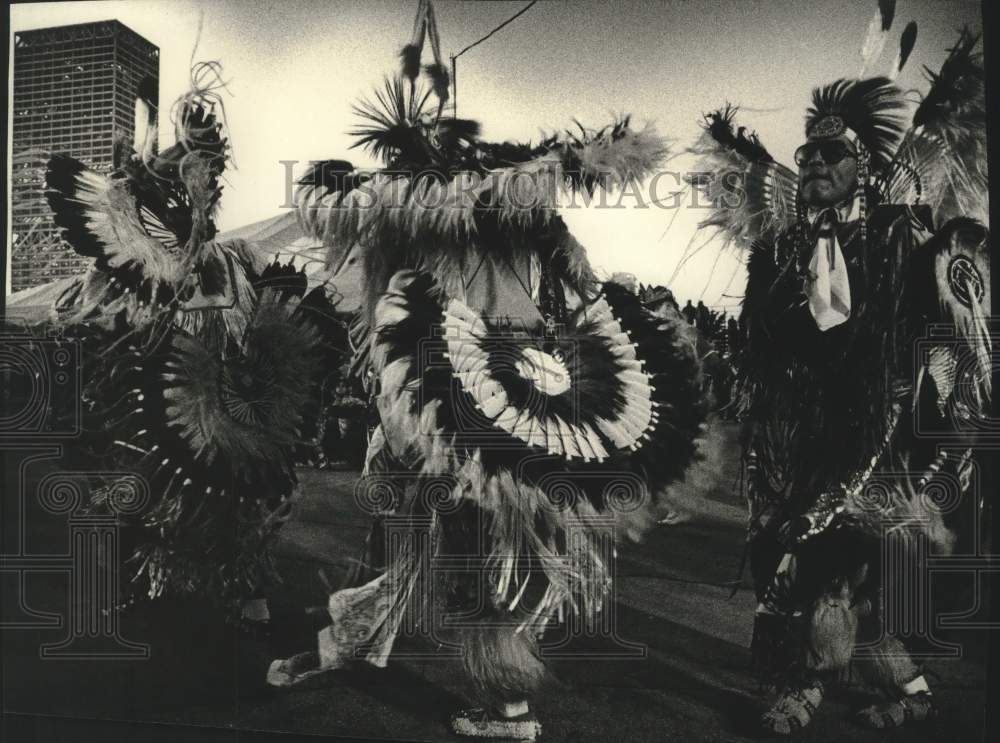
[{"x1": 1, "y1": 421, "x2": 989, "y2": 742}]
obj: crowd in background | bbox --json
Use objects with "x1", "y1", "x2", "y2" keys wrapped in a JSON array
[{"x1": 635, "y1": 281, "x2": 740, "y2": 416}]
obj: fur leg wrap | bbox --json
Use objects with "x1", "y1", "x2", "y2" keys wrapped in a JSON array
[
  {"x1": 804, "y1": 596, "x2": 919, "y2": 689},
  {"x1": 804, "y1": 594, "x2": 859, "y2": 672},
  {"x1": 460, "y1": 623, "x2": 546, "y2": 705},
  {"x1": 854, "y1": 635, "x2": 919, "y2": 690}
]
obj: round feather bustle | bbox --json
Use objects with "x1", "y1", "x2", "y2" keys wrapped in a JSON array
[
  {"x1": 163, "y1": 291, "x2": 321, "y2": 471},
  {"x1": 930, "y1": 220, "x2": 990, "y2": 393},
  {"x1": 373, "y1": 271, "x2": 706, "y2": 500},
  {"x1": 82, "y1": 290, "x2": 325, "y2": 609},
  {"x1": 364, "y1": 270, "x2": 707, "y2": 637},
  {"x1": 440, "y1": 293, "x2": 652, "y2": 461}
]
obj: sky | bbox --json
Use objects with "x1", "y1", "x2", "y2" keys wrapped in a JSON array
[{"x1": 8, "y1": 0, "x2": 983, "y2": 308}]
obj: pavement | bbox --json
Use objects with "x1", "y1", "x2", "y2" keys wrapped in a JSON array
[{"x1": 0, "y1": 420, "x2": 989, "y2": 742}]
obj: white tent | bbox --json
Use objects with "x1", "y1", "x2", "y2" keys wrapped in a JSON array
[{"x1": 4, "y1": 210, "x2": 363, "y2": 324}]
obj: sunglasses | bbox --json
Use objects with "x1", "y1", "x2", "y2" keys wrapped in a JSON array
[{"x1": 794, "y1": 140, "x2": 858, "y2": 167}]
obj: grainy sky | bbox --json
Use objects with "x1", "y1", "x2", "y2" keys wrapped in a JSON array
[{"x1": 8, "y1": 0, "x2": 983, "y2": 307}]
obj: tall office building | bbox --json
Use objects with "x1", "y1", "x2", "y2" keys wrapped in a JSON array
[{"x1": 10, "y1": 20, "x2": 159, "y2": 293}]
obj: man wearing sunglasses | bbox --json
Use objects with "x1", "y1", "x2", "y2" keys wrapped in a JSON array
[
  {"x1": 795, "y1": 138, "x2": 858, "y2": 205},
  {"x1": 733, "y1": 76, "x2": 980, "y2": 736}
]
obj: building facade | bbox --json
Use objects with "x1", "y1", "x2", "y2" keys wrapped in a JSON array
[{"x1": 10, "y1": 20, "x2": 159, "y2": 293}]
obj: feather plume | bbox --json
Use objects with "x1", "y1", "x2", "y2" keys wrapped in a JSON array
[
  {"x1": 400, "y1": 43, "x2": 422, "y2": 82},
  {"x1": 131, "y1": 61, "x2": 231, "y2": 258},
  {"x1": 878, "y1": 0, "x2": 896, "y2": 29},
  {"x1": 134, "y1": 96, "x2": 157, "y2": 164},
  {"x1": 888, "y1": 21, "x2": 918, "y2": 81},
  {"x1": 424, "y1": 61, "x2": 450, "y2": 105},
  {"x1": 686, "y1": 106, "x2": 797, "y2": 256},
  {"x1": 408, "y1": 0, "x2": 429, "y2": 56},
  {"x1": 561, "y1": 117, "x2": 670, "y2": 194},
  {"x1": 702, "y1": 106, "x2": 773, "y2": 163},
  {"x1": 859, "y1": 0, "x2": 896, "y2": 77},
  {"x1": 304, "y1": 75, "x2": 668, "y2": 362},
  {"x1": 350, "y1": 75, "x2": 436, "y2": 167}
]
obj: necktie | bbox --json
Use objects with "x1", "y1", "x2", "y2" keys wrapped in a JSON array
[{"x1": 805, "y1": 208, "x2": 851, "y2": 331}]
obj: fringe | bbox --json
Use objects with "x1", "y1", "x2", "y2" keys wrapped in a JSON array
[
  {"x1": 296, "y1": 120, "x2": 666, "y2": 329},
  {"x1": 358, "y1": 228, "x2": 706, "y2": 645},
  {"x1": 737, "y1": 206, "x2": 928, "y2": 528},
  {"x1": 305, "y1": 124, "x2": 666, "y2": 254}
]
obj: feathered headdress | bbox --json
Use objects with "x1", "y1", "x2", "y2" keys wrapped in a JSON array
[
  {"x1": 43, "y1": 60, "x2": 245, "y2": 341},
  {"x1": 805, "y1": 76, "x2": 907, "y2": 171}
]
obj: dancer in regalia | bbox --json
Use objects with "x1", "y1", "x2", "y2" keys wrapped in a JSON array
[
  {"x1": 689, "y1": 23, "x2": 989, "y2": 735},
  {"x1": 43, "y1": 62, "x2": 347, "y2": 620},
  {"x1": 267, "y1": 4, "x2": 708, "y2": 739}
]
